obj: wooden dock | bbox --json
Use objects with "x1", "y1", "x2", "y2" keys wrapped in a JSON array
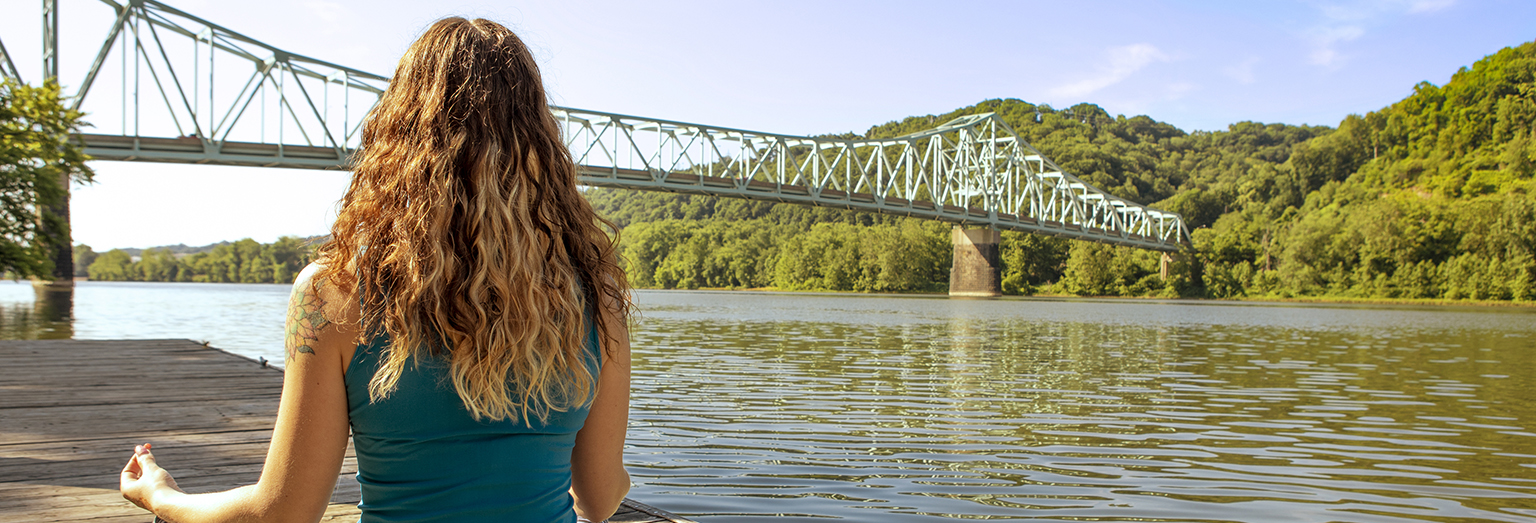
[{"x1": 0, "y1": 339, "x2": 693, "y2": 523}]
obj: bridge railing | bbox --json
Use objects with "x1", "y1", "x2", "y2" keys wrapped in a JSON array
[{"x1": 556, "y1": 108, "x2": 1188, "y2": 249}]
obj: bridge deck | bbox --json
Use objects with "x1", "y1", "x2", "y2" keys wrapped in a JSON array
[{"x1": 0, "y1": 339, "x2": 693, "y2": 523}]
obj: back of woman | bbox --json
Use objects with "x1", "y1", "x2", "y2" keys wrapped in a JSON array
[
  {"x1": 324, "y1": 16, "x2": 634, "y2": 523},
  {"x1": 344, "y1": 321, "x2": 600, "y2": 521},
  {"x1": 120, "y1": 16, "x2": 633, "y2": 523}
]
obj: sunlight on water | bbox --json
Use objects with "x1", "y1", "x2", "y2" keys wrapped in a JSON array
[
  {"x1": 2, "y1": 281, "x2": 1534, "y2": 521},
  {"x1": 624, "y1": 292, "x2": 1536, "y2": 522}
]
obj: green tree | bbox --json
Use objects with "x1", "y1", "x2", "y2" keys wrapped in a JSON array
[
  {"x1": 138, "y1": 248, "x2": 179, "y2": 282},
  {"x1": 0, "y1": 79, "x2": 94, "y2": 279},
  {"x1": 267, "y1": 236, "x2": 313, "y2": 283},
  {"x1": 1060, "y1": 242, "x2": 1116, "y2": 296},
  {"x1": 73, "y1": 244, "x2": 97, "y2": 277},
  {"x1": 999, "y1": 232, "x2": 1068, "y2": 295},
  {"x1": 88, "y1": 249, "x2": 135, "y2": 281},
  {"x1": 234, "y1": 238, "x2": 264, "y2": 283}
]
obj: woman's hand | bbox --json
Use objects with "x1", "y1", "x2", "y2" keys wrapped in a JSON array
[
  {"x1": 121, "y1": 443, "x2": 182, "y2": 512},
  {"x1": 109, "y1": 266, "x2": 354, "y2": 523}
]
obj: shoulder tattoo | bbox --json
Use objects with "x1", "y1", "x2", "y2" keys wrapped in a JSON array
[{"x1": 285, "y1": 276, "x2": 332, "y2": 362}]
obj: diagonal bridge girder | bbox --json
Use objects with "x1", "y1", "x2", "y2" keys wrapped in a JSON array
[{"x1": 14, "y1": 0, "x2": 1190, "y2": 251}]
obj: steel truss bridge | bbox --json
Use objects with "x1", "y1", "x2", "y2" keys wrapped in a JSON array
[{"x1": 3, "y1": 0, "x2": 1188, "y2": 251}]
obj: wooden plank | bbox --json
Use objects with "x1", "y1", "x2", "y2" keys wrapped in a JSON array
[{"x1": 0, "y1": 339, "x2": 693, "y2": 523}]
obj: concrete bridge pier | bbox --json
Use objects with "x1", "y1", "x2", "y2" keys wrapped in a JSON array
[
  {"x1": 40, "y1": 1, "x2": 74, "y2": 287},
  {"x1": 949, "y1": 227, "x2": 1002, "y2": 297},
  {"x1": 37, "y1": 171, "x2": 73, "y2": 286}
]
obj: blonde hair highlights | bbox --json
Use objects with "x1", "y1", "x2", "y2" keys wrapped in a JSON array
[{"x1": 319, "y1": 17, "x2": 630, "y2": 423}]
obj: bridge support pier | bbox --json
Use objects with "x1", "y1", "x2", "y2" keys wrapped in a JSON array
[
  {"x1": 948, "y1": 227, "x2": 1001, "y2": 297},
  {"x1": 38, "y1": 171, "x2": 73, "y2": 286},
  {"x1": 39, "y1": 0, "x2": 72, "y2": 286}
]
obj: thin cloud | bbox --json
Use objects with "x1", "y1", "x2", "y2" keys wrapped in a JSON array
[
  {"x1": 1407, "y1": 0, "x2": 1456, "y2": 13},
  {"x1": 304, "y1": 1, "x2": 347, "y2": 23},
  {"x1": 1225, "y1": 56, "x2": 1260, "y2": 84},
  {"x1": 1165, "y1": 82, "x2": 1198, "y2": 99},
  {"x1": 1050, "y1": 43, "x2": 1169, "y2": 98},
  {"x1": 1308, "y1": 25, "x2": 1365, "y2": 67},
  {"x1": 1304, "y1": 0, "x2": 1456, "y2": 68}
]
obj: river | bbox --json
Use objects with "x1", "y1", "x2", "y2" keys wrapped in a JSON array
[{"x1": 2, "y1": 281, "x2": 1534, "y2": 522}]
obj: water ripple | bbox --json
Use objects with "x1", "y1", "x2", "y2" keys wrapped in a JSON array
[
  {"x1": 627, "y1": 291, "x2": 1536, "y2": 522},
  {"x1": 2, "y1": 283, "x2": 1533, "y2": 521}
]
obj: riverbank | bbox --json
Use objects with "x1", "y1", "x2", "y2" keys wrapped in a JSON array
[
  {"x1": 1227, "y1": 294, "x2": 1536, "y2": 308},
  {"x1": 642, "y1": 285, "x2": 1536, "y2": 308},
  {"x1": 1025, "y1": 292, "x2": 1536, "y2": 308}
]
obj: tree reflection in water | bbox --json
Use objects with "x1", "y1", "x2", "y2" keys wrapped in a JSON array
[{"x1": 0, "y1": 282, "x2": 73, "y2": 339}]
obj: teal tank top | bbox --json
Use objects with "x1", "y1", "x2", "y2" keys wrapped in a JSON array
[{"x1": 345, "y1": 322, "x2": 601, "y2": 523}]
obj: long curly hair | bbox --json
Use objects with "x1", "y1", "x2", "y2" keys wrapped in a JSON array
[{"x1": 318, "y1": 17, "x2": 630, "y2": 423}]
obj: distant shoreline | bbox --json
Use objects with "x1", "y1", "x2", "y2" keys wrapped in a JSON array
[
  {"x1": 627, "y1": 286, "x2": 1536, "y2": 309},
  {"x1": 20, "y1": 279, "x2": 1534, "y2": 308}
]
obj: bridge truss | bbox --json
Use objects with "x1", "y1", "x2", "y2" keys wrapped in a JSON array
[{"x1": 4, "y1": 0, "x2": 1188, "y2": 251}]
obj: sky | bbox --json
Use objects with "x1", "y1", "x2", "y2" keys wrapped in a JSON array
[{"x1": 2, "y1": 0, "x2": 1534, "y2": 249}]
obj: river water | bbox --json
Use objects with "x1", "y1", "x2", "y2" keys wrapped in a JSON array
[{"x1": 3, "y1": 281, "x2": 1534, "y2": 522}]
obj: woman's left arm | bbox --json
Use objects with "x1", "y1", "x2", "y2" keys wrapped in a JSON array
[{"x1": 121, "y1": 264, "x2": 354, "y2": 523}]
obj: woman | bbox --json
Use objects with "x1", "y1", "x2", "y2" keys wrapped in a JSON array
[{"x1": 120, "y1": 17, "x2": 633, "y2": 523}]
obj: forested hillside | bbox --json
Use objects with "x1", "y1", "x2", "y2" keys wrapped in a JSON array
[
  {"x1": 77, "y1": 236, "x2": 317, "y2": 284},
  {"x1": 594, "y1": 41, "x2": 1536, "y2": 301}
]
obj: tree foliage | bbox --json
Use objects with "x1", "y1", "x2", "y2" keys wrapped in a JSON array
[
  {"x1": 1196, "y1": 41, "x2": 1536, "y2": 301},
  {"x1": 85, "y1": 236, "x2": 316, "y2": 284},
  {"x1": 0, "y1": 79, "x2": 94, "y2": 279}
]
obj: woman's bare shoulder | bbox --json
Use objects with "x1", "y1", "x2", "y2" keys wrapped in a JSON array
[{"x1": 285, "y1": 263, "x2": 361, "y2": 362}]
